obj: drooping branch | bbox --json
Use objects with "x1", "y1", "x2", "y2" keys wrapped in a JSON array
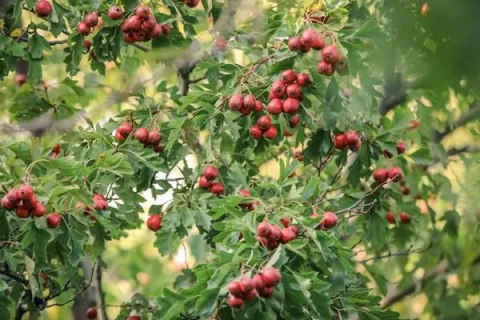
[
  {"x1": 432, "y1": 103, "x2": 480, "y2": 142},
  {"x1": 357, "y1": 242, "x2": 432, "y2": 264}
]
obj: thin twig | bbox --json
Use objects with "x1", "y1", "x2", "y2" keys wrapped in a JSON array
[{"x1": 357, "y1": 242, "x2": 433, "y2": 263}]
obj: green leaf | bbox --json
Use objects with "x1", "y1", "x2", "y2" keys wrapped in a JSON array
[
  {"x1": 165, "y1": 118, "x2": 186, "y2": 154},
  {"x1": 410, "y1": 148, "x2": 433, "y2": 165},
  {"x1": 28, "y1": 33, "x2": 51, "y2": 59}
]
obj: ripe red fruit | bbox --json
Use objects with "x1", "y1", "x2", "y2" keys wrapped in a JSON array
[
  {"x1": 142, "y1": 16, "x2": 157, "y2": 31},
  {"x1": 127, "y1": 316, "x2": 141, "y2": 320},
  {"x1": 18, "y1": 185, "x2": 34, "y2": 200},
  {"x1": 16, "y1": 206, "x2": 30, "y2": 218},
  {"x1": 136, "y1": 6, "x2": 151, "y2": 19},
  {"x1": 125, "y1": 16, "x2": 142, "y2": 32},
  {"x1": 271, "y1": 81, "x2": 287, "y2": 99},
  {"x1": 288, "y1": 37, "x2": 301, "y2": 51},
  {"x1": 296, "y1": 73, "x2": 311, "y2": 87},
  {"x1": 388, "y1": 167, "x2": 404, "y2": 182},
  {"x1": 321, "y1": 211, "x2": 338, "y2": 229},
  {"x1": 32, "y1": 203, "x2": 46, "y2": 217},
  {"x1": 300, "y1": 29, "x2": 321, "y2": 49},
  {"x1": 289, "y1": 115, "x2": 300, "y2": 128},
  {"x1": 115, "y1": 131, "x2": 125, "y2": 141},
  {"x1": 386, "y1": 212, "x2": 396, "y2": 224},
  {"x1": 282, "y1": 98, "x2": 300, "y2": 114},
  {"x1": 1, "y1": 196, "x2": 15, "y2": 210},
  {"x1": 257, "y1": 221, "x2": 271, "y2": 237},
  {"x1": 252, "y1": 274, "x2": 264, "y2": 291},
  {"x1": 185, "y1": 0, "x2": 201, "y2": 8},
  {"x1": 263, "y1": 126, "x2": 277, "y2": 140},
  {"x1": 93, "y1": 194, "x2": 105, "y2": 201},
  {"x1": 47, "y1": 213, "x2": 61, "y2": 228},
  {"x1": 15, "y1": 74, "x2": 27, "y2": 87},
  {"x1": 243, "y1": 288, "x2": 258, "y2": 301},
  {"x1": 281, "y1": 69, "x2": 297, "y2": 84},
  {"x1": 84, "y1": 12, "x2": 99, "y2": 27},
  {"x1": 123, "y1": 32, "x2": 136, "y2": 44},
  {"x1": 160, "y1": 24, "x2": 171, "y2": 36},
  {"x1": 286, "y1": 84, "x2": 302, "y2": 99},
  {"x1": 83, "y1": 40, "x2": 92, "y2": 53},
  {"x1": 257, "y1": 115, "x2": 272, "y2": 130},
  {"x1": 288, "y1": 225, "x2": 299, "y2": 235},
  {"x1": 311, "y1": 35, "x2": 325, "y2": 50},
  {"x1": 421, "y1": 3, "x2": 429, "y2": 17},
  {"x1": 93, "y1": 199, "x2": 108, "y2": 211},
  {"x1": 399, "y1": 212, "x2": 411, "y2": 224},
  {"x1": 317, "y1": 61, "x2": 334, "y2": 76},
  {"x1": 322, "y1": 45, "x2": 340, "y2": 64},
  {"x1": 257, "y1": 236, "x2": 269, "y2": 247},
  {"x1": 253, "y1": 101, "x2": 263, "y2": 112},
  {"x1": 267, "y1": 99, "x2": 284, "y2": 115},
  {"x1": 210, "y1": 182, "x2": 224, "y2": 195},
  {"x1": 373, "y1": 168, "x2": 389, "y2": 183},
  {"x1": 204, "y1": 166, "x2": 218, "y2": 180},
  {"x1": 229, "y1": 281, "x2": 243, "y2": 297},
  {"x1": 268, "y1": 91, "x2": 276, "y2": 101},
  {"x1": 239, "y1": 189, "x2": 250, "y2": 198},
  {"x1": 148, "y1": 130, "x2": 162, "y2": 145},
  {"x1": 133, "y1": 30, "x2": 147, "y2": 42},
  {"x1": 334, "y1": 134, "x2": 347, "y2": 150},
  {"x1": 35, "y1": 0, "x2": 52, "y2": 18},
  {"x1": 261, "y1": 267, "x2": 281, "y2": 287},
  {"x1": 77, "y1": 22, "x2": 90, "y2": 36},
  {"x1": 227, "y1": 295, "x2": 244, "y2": 308},
  {"x1": 345, "y1": 131, "x2": 360, "y2": 150},
  {"x1": 258, "y1": 286, "x2": 275, "y2": 298},
  {"x1": 333, "y1": 56, "x2": 348, "y2": 75},
  {"x1": 268, "y1": 225, "x2": 282, "y2": 241},
  {"x1": 249, "y1": 125, "x2": 263, "y2": 139},
  {"x1": 7, "y1": 189, "x2": 20, "y2": 204},
  {"x1": 280, "y1": 227, "x2": 296, "y2": 244},
  {"x1": 238, "y1": 107, "x2": 251, "y2": 116},
  {"x1": 108, "y1": 6, "x2": 123, "y2": 20},
  {"x1": 134, "y1": 128, "x2": 149, "y2": 143},
  {"x1": 228, "y1": 94, "x2": 243, "y2": 111},
  {"x1": 117, "y1": 122, "x2": 133, "y2": 138},
  {"x1": 396, "y1": 141, "x2": 406, "y2": 154},
  {"x1": 240, "y1": 278, "x2": 254, "y2": 292},
  {"x1": 214, "y1": 37, "x2": 228, "y2": 51},
  {"x1": 198, "y1": 175, "x2": 212, "y2": 189},
  {"x1": 280, "y1": 217, "x2": 291, "y2": 228},
  {"x1": 243, "y1": 95, "x2": 257, "y2": 110},
  {"x1": 401, "y1": 185, "x2": 410, "y2": 195},
  {"x1": 147, "y1": 214, "x2": 162, "y2": 231},
  {"x1": 149, "y1": 24, "x2": 163, "y2": 38},
  {"x1": 86, "y1": 307, "x2": 98, "y2": 319}
]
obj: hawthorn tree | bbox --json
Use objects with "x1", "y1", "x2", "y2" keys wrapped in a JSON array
[{"x1": 1, "y1": 0, "x2": 480, "y2": 320}]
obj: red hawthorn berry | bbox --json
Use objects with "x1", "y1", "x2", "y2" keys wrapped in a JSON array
[
  {"x1": 86, "y1": 307, "x2": 98, "y2": 319},
  {"x1": 286, "y1": 83, "x2": 302, "y2": 99},
  {"x1": 399, "y1": 212, "x2": 411, "y2": 224},
  {"x1": 252, "y1": 274, "x2": 264, "y2": 291},
  {"x1": 373, "y1": 168, "x2": 389, "y2": 183},
  {"x1": 46, "y1": 213, "x2": 62, "y2": 228},
  {"x1": 289, "y1": 115, "x2": 300, "y2": 128},
  {"x1": 185, "y1": 0, "x2": 201, "y2": 8},
  {"x1": 334, "y1": 134, "x2": 348, "y2": 150},
  {"x1": 281, "y1": 69, "x2": 297, "y2": 84},
  {"x1": 108, "y1": 6, "x2": 123, "y2": 20},
  {"x1": 16, "y1": 206, "x2": 30, "y2": 218},
  {"x1": 288, "y1": 225, "x2": 299, "y2": 235},
  {"x1": 83, "y1": 40, "x2": 92, "y2": 53},
  {"x1": 317, "y1": 61, "x2": 334, "y2": 76},
  {"x1": 401, "y1": 185, "x2": 410, "y2": 195},
  {"x1": 257, "y1": 115, "x2": 272, "y2": 130},
  {"x1": 240, "y1": 278, "x2": 254, "y2": 292},
  {"x1": 396, "y1": 141, "x2": 406, "y2": 154},
  {"x1": 117, "y1": 122, "x2": 133, "y2": 138},
  {"x1": 32, "y1": 202, "x2": 46, "y2": 217},
  {"x1": 229, "y1": 281, "x2": 243, "y2": 297},
  {"x1": 18, "y1": 185, "x2": 34, "y2": 200},
  {"x1": 288, "y1": 37, "x2": 301, "y2": 51},
  {"x1": 243, "y1": 288, "x2": 258, "y2": 301},
  {"x1": 214, "y1": 36, "x2": 228, "y2": 51},
  {"x1": 125, "y1": 15, "x2": 142, "y2": 32},
  {"x1": 322, "y1": 45, "x2": 340, "y2": 64},
  {"x1": 147, "y1": 214, "x2": 162, "y2": 231},
  {"x1": 147, "y1": 130, "x2": 162, "y2": 145},
  {"x1": 280, "y1": 227, "x2": 296, "y2": 244},
  {"x1": 253, "y1": 100, "x2": 263, "y2": 112},
  {"x1": 296, "y1": 73, "x2": 312, "y2": 87},
  {"x1": 142, "y1": 16, "x2": 157, "y2": 31},
  {"x1": 15, "y1": 74, "x2": 27, "y2": 87},
  {"x1": 386, "y1": 212, "x2": 396, "y2": 224},
  {"x1": 160, "y1": 24, "x2": 171, "y2": 36},
  {"x1": 311, "y1": 34, "x2": 325, "y2": 50},
  {"x1": 84, "y1": 12, "x2": 99, "y2": 28},
  {"x1": 204, "y1": 166, "x2": 218, "y2": 180},
  {"x1": 282, "y1": 98, "x2": 300, "y2": 114},
  {"x1": 257, "y1": 235, "x2": 269, "y2": 247},
  {"x1": 261, "y1": 267, "x2": 281, "y2": 287},
  {"x1": 321, "y1": 211, "x2": 338, "y2": 229},
  {"x1": 268, "y1": 225, "x2": 282, "y2": 242},
  {"x1": 249, "y1": 125, "x2": 263, "y2": 139},
  {"x1": 136, "y1": 6, "x2": 151, "y2": 19},
  {"x1": 271, "y1": 80, "x2": 287, "y2": 99},
  {"x1": 7, "y1": 188, "x2": 20, "y2": 204},
  {"x1": 243, "y1": 95, "x2": 257, "y2": 110},
  {"x1": 115, "y1": 131, "x2": 125, "y2": 141},
  {"x1": 227, "y1": 295, "x2": 244, "y2": 308},
  {"x1": 198, "y1": 175, "x2": 212, "y2": 189},
  {"x1": 77, "y1": 22, "x2": 91, "y2": 36},
  {"x1": 210, "y1": 182, "x2": 224, "y2": 195},
  {"x1": 148, "y1": 24, "x2": 163, "y2": 38},
  {"x1": 280, "y1": 217, "x2": 291, "y2": 228},
  {"x1": 388, "y1": 166, "x2": 404, "y2": 182},
  {"x1": 267, "y1": 99, "x2": 284, "y2": 115},
  {"x1": 134, "y1": 128, "x2": 149, "y2": 143},
  {"x1": 345, "y1": 131, "x2": 360, "y2": 150},
  {"x1": 1, "y1": 196, "x2": 15, "y2": 210},
  {"x1": 35, "y1": 0, "x2": 53, "y2": 18},
  {"x1": 127, "y1": 316, "x2": 141, "y2": 320},
  {"x1": 228, "y1": 94, "x2": 243, "y2": 111},
  {"x1": 257, "y1": 221, "x2": 271, "y2": 237},
  {"x1": 300, "y1": 29, "x2": 321, "y2": 49},
  {"x1": 123, "y1": 32, "x2": 136, "y2": 44},
  {"x1": 133, "y1": 30, "x2": 147, "y2": 42},
  {"x1": 263, "y1": 126, "x2": 277, "y2": 140},
  {"x1": 258, "y1": 286, "x2": 275, "y2": 298}
]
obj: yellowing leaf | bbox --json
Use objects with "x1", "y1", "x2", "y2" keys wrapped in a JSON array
[{"x1": 9, "y1": 29, "x2": 23, "y2": 37}]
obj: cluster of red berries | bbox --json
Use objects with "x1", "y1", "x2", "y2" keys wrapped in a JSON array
[
  {"x1": 373, "y1": 166, "x2": 404, "y2": 183},
  {"x1": 249, "y1": 115, "x2": 277, "y2": 140},
  {"x1": 76, "y1": 193, "x2": 108, "y2": 221},
  {"x1": 1, "y1": 185, "x2": 62, "y2": 228},
  {"x1": 179, "y1": 0, "x2": 200, "y2": 8},
  {"x1": 237, "y1": 189, "x2": 258, "y2": 211},
  {"x1": 51, "y1": 144, "x2": 61, "y2": 159},
  {"x1": 114, "y1": 122, "x2": 164, "y2": 153},
  {"x1": 34, "y1": 0, "x2": 52, "y2": 17},
  {"x1": 119, "y1": 6, "x2": 170, "y2": 44},
  {"x1": 384, "y1": 141, "x2": 406, "y2": 158},
  {"x1": 227, "y1": 267, "x2": 282, "y2": 308},
  {"x1": 228, "y1": 93, "x2": 264, "y2": 116},
  {"x1": 287, "y1": 29, "x2": 347, "y2": 76},
  {"x1": 198, "y1": 166, "x2": 224, "y2": 195},
  {"x1": 77, "y1": 12, "x2": 102, "y2": 37},
  {"x1": 334, "y1": 131, "x2": 361, "y2": 151},
  {"x1": 147, "y1": 214, "x2": 162, "y2": 232},
  {"x1": 311, "y1": 211, "x2": 338, "y2": 229},
  {"x1": 267, "y1": 70, "x2": 311, "y2": 115},
  {"x1": 386, "y1": 211, "x2": 411, "y2": 224},
  {"x1": 256, "y1": 220, "x2": 299, "y2": 250}
]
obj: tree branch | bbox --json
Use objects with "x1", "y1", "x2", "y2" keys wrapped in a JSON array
[
  {"x1": 96, "y1": 263, "x2": 109, "y2": 320},
  {"x1": 379, "y1": 76, "x2": 426, "y2": 115},
  {"x1": 0, "y1": 265, "x2": 28, "y2": 285},
  {"x1": 357, "y1": 242, "x2": 432, "y2": 264},
  {"x1": 432, "y1": 103, "x2": 480, "y2": 142}
]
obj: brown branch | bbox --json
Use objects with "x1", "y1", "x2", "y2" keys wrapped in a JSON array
[
  {"x1": 96, "y1": 264, "x2": 109, "y2": 320},
  {"x1": 335, "y1": 180, "x2": 390, "y2": 215},
  {"x1": 357, "y1": 242, "x2": 433, "y2": 264},
  {"x1": 0, "y1": 265, "x2": 28, "y2": 285}
]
